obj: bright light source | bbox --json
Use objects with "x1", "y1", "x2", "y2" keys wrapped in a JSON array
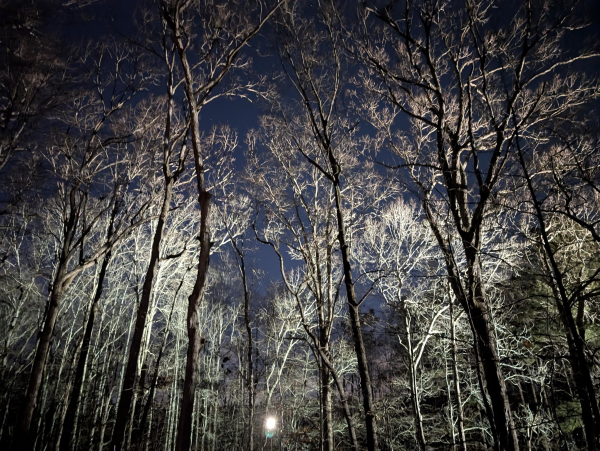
[{"x1": 265, "y1": 417, "x2": 276, "y2": 430}]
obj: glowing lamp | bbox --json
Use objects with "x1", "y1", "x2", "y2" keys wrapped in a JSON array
[{"x1": 265, "y1": 417, "x2": 276, "y2": 437}]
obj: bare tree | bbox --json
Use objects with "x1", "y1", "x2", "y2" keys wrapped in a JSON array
[
  {"x1": 215, "y1": 193, "x2": 259, "y2": 451},
  {"x1": 357, "y1": 200, "x2": 447, "y2": 450},
  {"x1": 355, "y1": 1, "x2": 599, "y2": 448},
  {"x1": 13, "y1": 41, "x2": 154, "y2": 448},
  {"x1": 160, "y1": 1, "x2": 282, "y2": 449},
  {"x1": 248, "y1": 126, "x2": 360, "y2": 449},
  {"x1": 514, "y1": 132, "x2": 600, "y2": 449},
  {"x1": 109, "y1": 25, "x2": 191, "y2": 448},
  {"x1": 263, "y1": 3, "x2": 399, "y2": 448}
]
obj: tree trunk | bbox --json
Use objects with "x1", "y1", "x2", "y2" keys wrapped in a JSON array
[
  {"x1": 15, "y1": 270, "x2": 67, "y2": 449},
  {"x1": 52, "y1": 314, "x2": 82, "y2": 451},
  {"x1": 450, "y1": 302, "x2": 467, "y2": 451},
  {"x1": 170, "y1": 7, "x2": 214, "y2": 447},
  {"x1": 241, "y1": 254, "x2": 255, "y2": 451},
  {"x1": 164, "y1": 1, "x2": 281, "y2": 446},
  {"x1": 111, "y1": 178, "x2": 175, "y2": 450},
  {"x1": 554, "y1": 292, "x2": 598, "y2": 450},
  {"x1": 330, "y1": 368, "x2": 359, "y2": 450},
  {"x1": 399, "y1": 302, "x2": 426, "y2": 450},
  {"x1": 424, "y1": 197, "x2": 518, "y2": 451},
  {"x1": 175, "y1": 191, "x2": 211, "y2": 451},
  {"x1": 59, "y1": 252, "x2": 111, "y2": 451},
  {"x1": 332, "y1": 171, "x2": 378, "y2": 450},
  {"x1": 466, "y1": 270, "x2": 518, "y2": 451},
  {"x1": 136, "y1": 270, "x2": 185, "y2": 448},
  {"x1": 321, "y1": 356, "x2": 334, "y2": 451},
  {"x1": 516, "y1": 143, "x2": 600, "y2": 449},
  {"x1": 229, "y1": 237, "x2": 255, "y2": 451}
]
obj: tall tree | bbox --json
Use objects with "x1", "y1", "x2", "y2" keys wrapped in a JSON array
[
  {"x1": 161, "y1": 1, "x2": 282, "y2": 449},
  {"x1": 257, "y1": 4, "x2": 393, "y2": 448},
  {"x1": 514, "y1": 132, "x2": 600, "y2": 449},
  {"x1": 248, "y1": 130, "x2": 359, "y2": 450},
  {"x1": 357, "y1": 200, "x2": 446, "y2": 450},
  {"x1": 109, "y1": 25, "x2": 190, "y2": 450},
  {"x1": 356, "y1": 1, "x2": 599, "y2": 448},
  {"x1": 14, "y1": 42, "x2": 153, "y2": 449}
]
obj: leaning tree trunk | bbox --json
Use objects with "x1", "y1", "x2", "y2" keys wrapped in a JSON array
[
  {"x1": 15, "y1": 185, "x2": 81, "y2": 451},
  {"x1": 15, "y1": 266, "x2": 68, "y2": 449},
  {"x1": 58, "y1": 190, "x2": 122, "y2": 451},
  {"x1": 16, "y1": 182, "x2": 126, "y2": 449},
  {"x1": 516, "y1": 142, "x2": 600, "y2": 449},
  {"x1": 111, "y1": 178, "x2": 175, "y2": 450},
  {"x1": 331, "y1": 176, "x2": 379, "y2": 451},
  {"x1": 58, "y1": 252, "x2": 111, "y2": 451},
  {"x1": 175, "y1": 190, "x2": 211, "y2": 451},
  {"x1": 465, "y1": 248, "x2": 519, "y2": 451}
]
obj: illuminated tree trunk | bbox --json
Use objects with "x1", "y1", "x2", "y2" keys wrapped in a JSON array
[
  {"x1": 111, "y1": 176, "x2": 177, "y2": 451},
  {"x1": 516, "y1": 143, "x2": 600, "y2": 450},
  {"x1": 450, "y1": 301, "x2": 467, "y2": 451}
]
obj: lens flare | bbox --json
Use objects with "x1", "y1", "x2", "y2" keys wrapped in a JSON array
[{"x1": 265, "y1": 417, "x2": 276, "y2": 430}]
